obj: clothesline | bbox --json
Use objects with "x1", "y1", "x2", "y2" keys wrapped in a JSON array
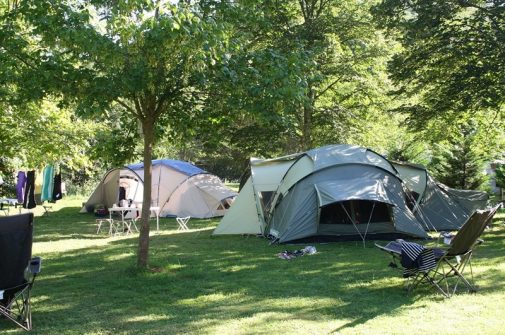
[{"x1": 15, "y1": 164, "x2": 63, "y2": 209}]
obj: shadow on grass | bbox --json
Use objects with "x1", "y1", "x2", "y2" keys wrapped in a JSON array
[
  {"x1": 3, "y1": 205, "x2": 503, "y2": 334},
  {"x1": 32, "y1": 206, "x2": 191, "y2": 243},
  {"x1": 0, "y1": 228, "x2": 423, "y2": 334}
]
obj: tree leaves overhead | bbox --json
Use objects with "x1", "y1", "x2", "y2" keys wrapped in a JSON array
[
  {"x1": 2, "y1": 0, "x2": 227, "y2": 120},
  {"x1": 201, "y1": 0, "x2": 395, "y2": 155},
  {"x1": 428, "y1": 120, "x2": 488, "y2": 189},
  {"x1": 373, "y1": 0, "x2": 505, "y2": 125}
]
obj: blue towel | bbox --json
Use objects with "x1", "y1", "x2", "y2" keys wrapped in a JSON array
[
  {"x1": 399, "y1": 240, "x2": 436, "y2": 277},
  {"x1": 41, "y1": 165, "x2": 54, "y2": 202}
]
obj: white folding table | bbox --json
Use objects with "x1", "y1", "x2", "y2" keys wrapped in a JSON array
[{"x1": 108, "y1": 206, "x2": 139, "y2": 234}]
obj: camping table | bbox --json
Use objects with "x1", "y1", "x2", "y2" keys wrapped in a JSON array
[
  {"x1": 108, "y1": 206, "x2": 139, "y2": 234},
  {"x1": 0, "y1": 198, "x2": 18, "y2": 215},
  {"x1": 109, "y1": 206, "x2": 160, "y2": 233}
]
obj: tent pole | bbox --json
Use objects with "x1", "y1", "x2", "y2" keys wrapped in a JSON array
[
  {"x1": 363, "y1": 202, "x2": 375, "y2": 248},
  {"x1": 340, "y1": 202, "x2": 365, "y2": 246}
]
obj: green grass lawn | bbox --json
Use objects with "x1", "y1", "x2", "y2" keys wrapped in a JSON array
[{"x1": 2, "y1": 197, "x2": 504, "y2": 334}]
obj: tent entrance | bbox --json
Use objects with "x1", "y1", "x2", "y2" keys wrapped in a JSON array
[{"x1": 318, "y1": 200, "x2": 394, "y2": 236}]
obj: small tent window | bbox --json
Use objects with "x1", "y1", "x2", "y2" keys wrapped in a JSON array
[
  {"x1": 217, "y1": 198, "x2": 233, "y2": 211},
  {"x1": 320, "y1": 200, "x2": 391, "y2": 225},
  {"x1": 260, "y1": 192, "x2": 273, "y2": 209}
]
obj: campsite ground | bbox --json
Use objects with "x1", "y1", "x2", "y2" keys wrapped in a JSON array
[{"x1": 2, "y1": 197, "x2": 504, "y2": 335}]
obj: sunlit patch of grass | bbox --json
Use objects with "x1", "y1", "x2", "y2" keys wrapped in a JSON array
[
  {"x1": 104, "y1": 252, "x2": 136, "y2": 262},
  {"x1": 1, "y1": 200, "x2": 503, "y2": 334},
  {"x1": 126, "y1": 315, "x2": 172, "y2": 323}
]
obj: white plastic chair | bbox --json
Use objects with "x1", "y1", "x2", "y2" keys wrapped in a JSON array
[{"x1": 176, "y1": 216, "x2": 190, "y2": 231}]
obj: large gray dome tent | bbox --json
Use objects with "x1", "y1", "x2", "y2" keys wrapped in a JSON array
[
  {"x1": 81, "y1": 159, "x2": 237, "y2": 218},
  {"x1": 214, "y1": 145, "x2": 489, "y2": 243},
  {"x1": 393, "y1": 162, "x2": 488, "y2": 231},
  {"x1": 266, "y1": 145, "x2": 429, "y2": 242},
  {"x1": 214, "y1": 144, "x2": 429, "y2": 242}
]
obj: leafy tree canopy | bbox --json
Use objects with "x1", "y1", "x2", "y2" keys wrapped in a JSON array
[
  {"x1": 202, "y1": 0, "x2": 397, "y2": 154},
  {"x1": 0, "y1": 98, "x2": 98, "y2": 171},
  {"x1": 1, "y1": 0, "x2": 230, "y2": 267},
  {"x1": 373, "y1": 0, "x2": 505, "y2": 126},
  {"x1": 428, "y1": 120, "x2": 489, "y2": 189}
]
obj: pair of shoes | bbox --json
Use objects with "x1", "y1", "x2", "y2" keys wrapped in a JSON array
[{"x1": 277, "y1": 252, "x2": 292, "y2": 260}]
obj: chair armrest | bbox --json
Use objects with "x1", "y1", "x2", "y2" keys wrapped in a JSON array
[
  {"x1": 30, "y1": 257, "x2": 42, "y2": 274},
  {"x1": 375, "y1": 242, "x2": 402, "y2": 255},
  {"x1": 425, "y1": 246, "x2": 447, "y2": 259}
]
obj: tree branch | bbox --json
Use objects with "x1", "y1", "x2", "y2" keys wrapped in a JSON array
[
  {"x1": 116, "y1": 98, "x2": 140, "y2": 118},
  {"x1": 315, "y1": 74, "x2": 345, "y2": 100}
]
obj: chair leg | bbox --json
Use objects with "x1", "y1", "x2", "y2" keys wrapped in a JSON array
[
  {"x1": 426, "y1": 274, "x2": 450, "y2": 298},
  {"x1": 0, "y1": 285, "x2": 33, "y2": 331},
  {"x1": 42, "y1": 205, "x2": 52, "y2": 216},
  {"x1": 107, "y1": 219, "x2": 119, "y2": 236},
  {"x1": 448, "y1": 254, "x2": 477, "y2": 295},
  {"x1": 123, "y1": 221, "x2": 132, "y2": 235},
  {"x1": 176, "y1": 217, "x2": 190, "y2": 231},
  {"x1": 428, "y1": 254, "x2": 477, "y2": 297}
]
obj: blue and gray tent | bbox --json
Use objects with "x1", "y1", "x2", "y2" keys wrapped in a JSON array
[{"x1": 81, "y1": 159, "x2": 237, "y2": 218}]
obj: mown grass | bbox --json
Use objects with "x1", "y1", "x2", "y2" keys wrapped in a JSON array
[{"x1": 2, "y1": 198, "x2": 504, "y2": 334}]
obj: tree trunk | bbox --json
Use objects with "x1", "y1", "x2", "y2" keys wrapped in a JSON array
[
  {"x1": 137, "y1": 118, "x2": 155, "y2": 268},
  {"x1": 301, "y1": 88, "x2": 315, "y2": 151}
]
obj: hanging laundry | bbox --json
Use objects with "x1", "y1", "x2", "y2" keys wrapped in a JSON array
[
  {"x1": 16, "y1": 171, "x2": 27, "y2": 203},
  {"x1": 41, "y1": 165, "x2": 55, "y2": 202},
  {"x1": 34, "y1": 170, "x2": 43, "y2": 200},
  {"x1": 52, "y1": 173, "x2": 63, "y2": 201},
  {"x1": 23, "y1": 170, "x2": 36, "y2": 209}
]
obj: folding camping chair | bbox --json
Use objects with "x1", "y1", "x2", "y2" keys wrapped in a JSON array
[
  {"x1": 0, "y1": 213, "x2": 41, "y2": 331},
  {"x1": 176, "y1": 216, "x2": 190, "y2": 231},
  {"x1": 376, "y1": 204, "x2": 501, "y2": 297}
]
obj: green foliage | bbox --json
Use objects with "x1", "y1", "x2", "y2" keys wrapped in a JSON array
[
  {"x1": 428, "y1": 122, "x2": 488, "y2": 190},
  {"x1": 0, "y1": 99, "x2": 98, "y2": 171},
  {"x1": 373, "y1": 0, "x2": 505, "y2": 125},
  {"x1": 495, "y1": 164, "x2": 505, "y2": 189},
  {"x1": 1, "y1": 0, "x2": 229, "y2": 131},
  {"x1": 88, "y1": 105, "x2": 143, "y2": 168},
  {"x1": 201, "y1": 0, "x2": 397, "y2": 155}
]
